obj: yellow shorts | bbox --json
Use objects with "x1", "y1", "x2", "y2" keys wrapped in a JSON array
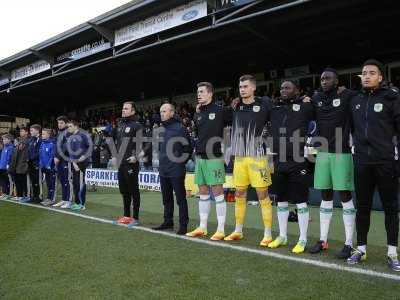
[{"x1": 233, "y1": 156, "x2": 271, "y2": 189}]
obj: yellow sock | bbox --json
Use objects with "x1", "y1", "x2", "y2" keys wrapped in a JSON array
[
  {"x1": 235, "y1": 197, "x2": 246, "y2": 231},
  {"x1": 260, "y1": 198, "x2": 272, "y2": 236}
]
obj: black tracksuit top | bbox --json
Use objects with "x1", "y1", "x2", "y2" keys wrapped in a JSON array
[
  {"x1": 268, "y1": 97, "x2": 315, "y2": 160},
  {"x1": 194, "y1": 102, "x2": 232, "y2": 159},
  {"x1": 350, "y1": 86, "x2": 400, "y2": 164},
  {"x1": 113, "y1": 116, "x2": 143, "y2": 167},
  {"x1": 231, "y1": 96, "x2": 271, "y2": 157},
  {"x1": 312, "y1": 88, "x2": 356, "y2": 153}
]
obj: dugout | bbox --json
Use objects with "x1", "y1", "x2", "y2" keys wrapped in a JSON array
[
  {"x1": 0, "y1": 0, "x2": 399, "y2": 209},
  {"x1": 1, "y1": 0, "x2": 400, "y2": 115}
]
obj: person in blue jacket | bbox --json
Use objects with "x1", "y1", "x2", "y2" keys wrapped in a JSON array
[
  {"x1": 152, "y1": 103, "x2": 193, "y2": 235},
  {"x1": 39, "y1": 128, "x2": 56, "y2": 206},
  {"x1": 66, "y1": 120, "x2": 92, "y2": 211},
  {"x1": 0, "y1": 134, "x2": 15, "y2": 199},
  {"x1": 53, "y1": 116, "x2": 73, "y2": 209}
]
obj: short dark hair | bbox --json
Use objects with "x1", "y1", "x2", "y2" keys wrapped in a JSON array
[
  {"x1": 56, "y1": 115, "x2": 69, "y2": 123},
  {"x1": 123, "y1": 101, "x2": 136, "y2": 112},
  {"x1": 30, "y1": 124, "x2": 41, "y2": 132},
  {"x1": 282, "y1": 79, "x2": 300, "y2": 89},
  {"x1": 363, "y1": 59, "x2": 385, "y2": 75},
  {"x1": 2, "y1": 133, "x2": 14, "y2": 141},
  {"x1": 240, "y1": 74, "x2": 257, "y2": 85},
  {"x1": 42, "y1": 128, "x2": 53, "y2": 137},
  {"x1": 197, "y1": 82, "x2": 214, "y2": 93},
  {"x1": 20, "y1": 127, "x2": 28, "y2": 132},
  {"x1": 322, "y1": 67, "x2": 338, "y2": 76},
  {"x1": 67, "y1": 120, "x2": 80, "y2": 127}
]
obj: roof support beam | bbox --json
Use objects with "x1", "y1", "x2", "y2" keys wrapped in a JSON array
[
  {"x1": 215, "y1": 0, "x2": 263, "y2": 24},
  {"x1": 88, "y1": 22, "x2": 115, "y2": 45},
  {"x1": 53, "y1": 62, "x2": 73, "y2": 75},
  {"x1": 217, "y1": 0, "x2": 311, "y2": 26},
  {"x1": 114, "y1": 38, "x2": 144, "y2": 56},
  {"x1": 29, "y1": 49, "x2": 54, "y2": 65},
  {"x1": 10, "y1": 79, "x2": 23, "y2": 89}
]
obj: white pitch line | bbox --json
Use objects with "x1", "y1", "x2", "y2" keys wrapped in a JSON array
[{"x1": 3, "y1": 199, "x2": 400, "y2": 282}]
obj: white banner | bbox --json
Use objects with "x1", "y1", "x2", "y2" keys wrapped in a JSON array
[
  {"x1": 115, "y1": 0, "x2": 207, "y2": 46},
  {"x1": 56, "y1": 39, "x2": 111, "y2": 64},
  {"x1": 11, "y1": 60, "x2": 51, "y2": 81},
  {"x1": 85, "y1": 168, "x2": 161, "y2": 192}
]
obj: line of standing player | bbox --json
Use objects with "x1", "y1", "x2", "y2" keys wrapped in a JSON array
[{"x1": 186, "y1": 59, "x2": 400, "y2": 272}]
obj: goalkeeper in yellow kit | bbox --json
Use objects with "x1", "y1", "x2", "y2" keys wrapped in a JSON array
[{"x1": 224, "y1": 74, "x2": 273, "y2": 247}]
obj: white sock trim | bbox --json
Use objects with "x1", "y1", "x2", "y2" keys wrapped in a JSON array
[
  {"x1": 214, "y1": 194, "x2": 225, "y2": 203},
  {"x1": 199, "y1": 196, "x2": 211, "y2": 230},
  {"x1": 297, "y1": 202, "x2": 309, "y2": 243},
  {"x1": 357, "y1": 245, "x2": 367, "y2": 253},
  {"x1": 277, "y1": 202, "x2": 289, "y2": 239},
  {"x1": 388, "y1": 245, "x2": 398, "y2": 256},
  {"x1": 342, "y1": 199, "x2": 355, "y2": 210},
  {"x1": 199, "y1": 194, "x2": 210, "y2": 201},
  {"x1": 216, "y1": 200, "x2": 226, "y2": 233},
  {"x1": 342, "y1": 199, "x2": 355, "y2": 246},
  {"x1": 320, "y1": 200, "x2": 333, "y2": 242}
]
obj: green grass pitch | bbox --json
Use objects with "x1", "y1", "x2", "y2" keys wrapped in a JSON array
[{"x1": 0, "y1": 188, "x2": 399, "y2": 299}]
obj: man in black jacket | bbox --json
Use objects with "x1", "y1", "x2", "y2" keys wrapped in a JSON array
[
  {"x1": 112, "y1": 101, "x2": 143, "y2": 226},
  {"x1": 27, "y1": 124, "x2": 42, "y2": 203},
  {"x1": 347, "y1": 59, "x2": 400, "y2": 272},
  {"x1": 153, "y1": 103, "x2": 192, "y2": 235},
  {"x1": 267, "y1": 80, "x2": 314, "y2": 254}
]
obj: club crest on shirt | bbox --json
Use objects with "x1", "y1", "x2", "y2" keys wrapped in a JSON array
[
  {"x1": 355, "y1": 104, "x2": 361, "y2": 110},
  {"x1": 292, "y1": 104, "x2": 300, "y2": 111},
  {"x1": 125, "y1": 127, "x2": 131, "y2": 133},
  {"x1": 197, "y1": 116, "x2": 202, "y2": 121},
  {"x1": 332, "y1": 99, "x2": 341, "y2": 107},
  {"x1": 374, "y1": 103, "x2": 383, "y2": 112},
  {"x1": 209, "y1": 113, "x2": 215, "y2": 120},
  {"x1": 253, "y1": 105, "x2": 260, "y2": 112},
  {"x1": 318, "y1": 101, "x2": 323, "y2": 107}
]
